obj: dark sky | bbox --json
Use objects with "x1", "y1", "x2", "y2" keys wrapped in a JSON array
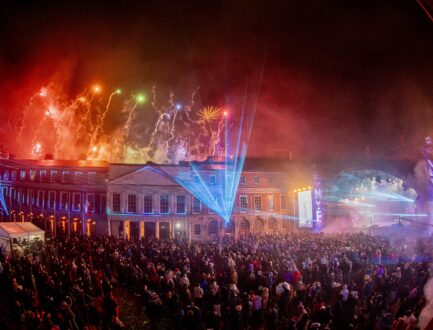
[{"x1": 1, "y1": 0, "x2": 433, "y2": 160}]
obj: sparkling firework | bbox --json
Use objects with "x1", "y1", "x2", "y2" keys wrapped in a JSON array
[{"x1": 16, "y1": 83, "x2": 227, "y2": 164}]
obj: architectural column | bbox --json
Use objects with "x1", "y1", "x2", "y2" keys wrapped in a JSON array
[
  {"x1": 124, "y1": 220, "x2": 130, "y2": 240},
  {"x1": 169, "y1": 222, "x2": 173, "y2": 239},
  {"x1": 139, "y1": 221, "x2": 145, "y2": 239},
  {"x1": 108, "y1": 219, "x2": 112, "y2": 236}
]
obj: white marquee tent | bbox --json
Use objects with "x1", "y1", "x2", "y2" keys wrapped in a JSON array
[{"x1": 0, "y1": 222, "x2": 45, "y2": 255}]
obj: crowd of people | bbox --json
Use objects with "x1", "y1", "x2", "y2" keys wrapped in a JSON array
[{"x1": 0, "y1": 230, "x2": 432, "y2": 329}]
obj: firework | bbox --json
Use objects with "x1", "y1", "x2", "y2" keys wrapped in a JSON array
[{"x1": 197, "y1": 106, "x2": 221, "y2": 123}]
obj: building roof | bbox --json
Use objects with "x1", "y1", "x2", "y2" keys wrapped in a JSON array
[
  {"x1": 0, "y1": 222, "x2": 45, "y2": 239},
  {"x1": 0, "y1": 158, "x2": 109, "y2": 169}
]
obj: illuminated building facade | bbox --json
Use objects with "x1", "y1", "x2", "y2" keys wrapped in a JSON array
[
  {"x1": 0, "y1": 159, "x2": 109, "y2": 236},
  {"x1": 0, "y1": 157, "x2": 311, "y2": 240}
]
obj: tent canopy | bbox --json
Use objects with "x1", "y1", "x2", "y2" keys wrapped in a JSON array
[{"x1": 0, "y1": 222, "x2": 44, "y2": 239}]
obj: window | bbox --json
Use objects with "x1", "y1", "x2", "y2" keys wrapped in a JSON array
[
  {"x1": 240, "y1": 176, "x2": 246, "y2": 184},
  {"x1": 86, "y1": 194, "x2": 95, "y2": 212},
  {"x1": 28, "y1": 189, "x2": 34, "y2": 206},
  {"x1": 268, "y1": 176, "x2": 273, "y2": 184},
  {"x1": 62, "y1": 171, "x2": 71, "y2": 183},
  {"x1": 193, "y1": 175, "x2": 200, "y2": 184},
  {"x1": 208, "y1": 220, "x2": 218, "y2": 235},
  {"x1": 160, "y1": 195, "x2": 169, "y2": 214},
  {"x1": 29, "y1": 170, "x2": 36, "y2": 181},
  {"x1": 254, "y1": 176, "x2": 260, "y2": 185},
  {"x1": 100, "y1": 194, "x2": 106, "y2": 214},
  {"x1": 3, "y1": 187, "x2": 8, "y2": 199},
  {"x1": 10, "y1": 188, "x2": 15, "y2": 202},
  {"x1": 60, "y1": 192, "x2": 68, "y2": 210},
  {"x1": 37, "y1": 190, "x2": 44, "y2": 208},
  {"x1": 254, "y1": 196, "x2": 262, "y2": 211},
  {"x1": 50, "y1": 171, "x2": 58, "y2": 182},
  {"x1": 11, "y1": 170, "x2": 17, "y2": 181},
  {"x1": 239, "y1": 195, "x2": 248, "y2": 212},
  {"x1": 143, "y1": 195, "x2": 153, "y2": 213},
  {"x1": 176, "y1": 195, "x2": 186, "y2": 214},
  {"x1": 72, "y1": 193, "x2": 81, "y2": 211},
  {"x1": 21, "y1": 189, "x2": 27, "y2": 205},
  {"x1": 112, "y1": 193, "x2": 121, "y2": 213},
  {"x1": 268, "y1": 195, "x2": 274, "y2": 211},
  {"x1": 20, "y1": 170, "x2": 26, "y2": 180},
  {"x1": 269, "y1": 217, "x2": 277, "y2": 231},
  {"x1": 75, "y1": 172, "x2": 84, "y2": 184},
  {"x1": 194, "y1": 224, "x2": 201, "y2": 236},
  {"x1": 39, "y1": 170, "x2": 47, "y2": 182},
  {"x1": 209, "y1": 175, "x2": 216, "y2": 185},
  {"x1": 3, "y1": 170, "x2": 9, "y2": 181},
  {"x1": 127, "y1": 194, "x2": 136, "y2": 213},
  {"x1": 192, "y1": 197, "x2": 201, "y2": 214},
  {"x1": 280, "y1": 195, "x2": 287, "y2": 210},
  {"x1": 88, "y1": 172, "x2": 97, "y2": 184},
  {"x1": 48, "y1": 191, "x2": 56, "y2": 209}
]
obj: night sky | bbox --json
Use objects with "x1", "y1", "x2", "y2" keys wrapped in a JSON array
[{"x1": 1, "y1": 0, "x2": 433, "y2": 160}]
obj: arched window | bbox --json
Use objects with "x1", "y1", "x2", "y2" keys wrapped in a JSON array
[
  {"x1": 254, "y1": 217, "x2": 264, "y2": 232},
  {"x1": 268, "y1": 217, "x2": 277, "y2": 231},
  {"x1": 208, "y1": 220, "x2": 218, "y2": 235},
  {"x1": 240, "y1": 218, "x2": 250, "y2": 231}
]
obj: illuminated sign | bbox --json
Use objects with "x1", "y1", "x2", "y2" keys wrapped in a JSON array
[{"x1": 298, "y1": 190, "x2": 313, "y2": 227}]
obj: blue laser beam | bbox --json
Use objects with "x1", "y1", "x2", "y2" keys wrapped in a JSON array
[{"x1": 0, "y1": 185, "x2": 8, "y2": 215}]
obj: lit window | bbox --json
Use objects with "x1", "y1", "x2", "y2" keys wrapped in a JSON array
[
  {"x1": 11, "y1": 171, "x2": 17, "y2": 181},
  {"x1": 127, "y1": 194, "x2": 136, "y2": 213},
  {"x1": 48, "y1": 191, "x2": 56, "y2": 209},
  {"x1": 193, "y1": 175, "x2": 200, "y2": 184},
  {"x1": 62, "y1": 171, "x2": 71, "y2": 183},
  {"x1": 194, "y1": 224, "x2": 201, "y2": 236},
  {"x1": 75, "y1": 172, "x2": 84, "y2": 184},
  {"x1": 208, "y1": 220, "x2": 218, "y2": 235},
  {"x1": 50, "y1": 171, "x2": 58, "y2": 182},
  {"x1": 72, "y1": 193, "x2": 81, "y2": 211},
  {"x1": 176, "y1": 195, "x2": 186, "y2": 214},
  {"x1": 239, "y1": 195, "x2": 248, "y2": 212},
  {"x1": 254, "y1": 176, "x2": 260, "y2": 185},
  {"x1": 21, "y1": 189, "x2": 27, "y2": 205},
  {"x1": 192, "y1": 197, "x2": 201, "y2": 214},
  {"x1": 100, "y1": 194, "x2": 106, "y2": 214},
  {"x1": 28, "y1": 189, "x2": 34, "y2": 205},
  {"x1": 86, "y1": 194, "x2": 95, "y2": 212},
  {"x1": 39, "y1": 170, "x2": 47, "y2": 182},
  {"x1": 280, "y1": 195, "x2": 287, "y2": 209},
  {"x1": 3, "y1": 170, "x2": 9, "y2": 180},
  {"x1": 254, "y1": 196, "x2": 262, "y2": 211},
  {"x1": 240, "y1": 176, "x2": 246, "y2": 184},
  {"x1": 143, "y1": 195, "x2": 153, "y2": 213},
  {"x1": 88, "y1": 172, "x2": 97, "y2": 184},
  {"x1": 60, "y1": 192, "x2": 68, "y2": 210},
  {"x1": 160, "y1": 195, "x2": 169, "y2": 214},
  {"x1": 20, "y1": 170, "x2": 26, "y2": 180},
  {"x1": 37, "y1": 190, "x2": 44, "y2": 208},
  {"x1": 112, "y1": 193, "x2": 121, "y2": 213},
  {"x1": 210, "y1": 175, "x2": 216, "y2": 185},
  {"x1": 268, "y1": 195, "x2": 274, "y2": 211},
  {"x1": 29, "y1": 170, "x2": 36, "y2": 181}
]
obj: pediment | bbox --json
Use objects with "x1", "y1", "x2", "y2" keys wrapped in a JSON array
[{"x1": 109, "y1": 166, "x2": 178, "y2": 186}]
